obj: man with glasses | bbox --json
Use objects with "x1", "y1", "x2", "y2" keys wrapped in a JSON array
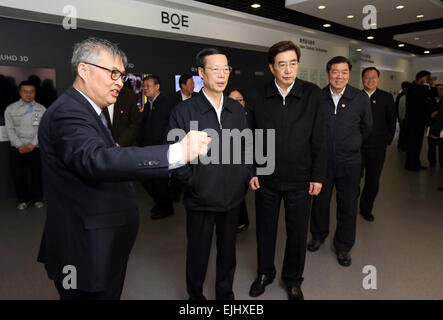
[
  {"x1": 247, "y1": 41, "x2": 326, "y2": 300},
  {"x1": 359, "y1": 67, "x2": 396, "y2": 222},
  {"x1": 37, "y1": 37, "x2": 210, "y2": 300},
  {"x1": 168, "y1": 47, "x2": 251, "y2": 300}
]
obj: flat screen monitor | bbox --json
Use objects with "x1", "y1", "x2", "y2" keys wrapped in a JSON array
[{"x1": 174, "y1": 75, "x2": 203, "y2": 93}]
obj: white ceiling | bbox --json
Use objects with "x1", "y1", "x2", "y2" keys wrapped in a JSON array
[
  {"x1": 285, "y1": 0, "x2": 443, "y2": 30},
  {"x1": 394, "y1": 28, "x2": 443, "y2": 49}
]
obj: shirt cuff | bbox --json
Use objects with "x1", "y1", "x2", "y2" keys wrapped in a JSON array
[{"x1": 168, "y1": 142, "x2": 185, "y2": 170}]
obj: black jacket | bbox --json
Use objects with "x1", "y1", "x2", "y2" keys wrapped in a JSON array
[
  {"x1": 168, "y1": 91, "x2": 251, "y2": 212},
  {"x1": 322, "y1": 85, "x2": 373, "y2": 165},
  {"x1": 362, "y1": 89, "x2": 396, "y2": 148},
  {"x1": 111, "y1": 87, "x2": 142, "y2": 147},
  {"x1": 247, "y1": 79, "x2": 326, "y2": 191},
  {"x1": 139, "y1": 93, "x2": 174, "y2": 146},
  {"x1": 172, "y1": 91, "x2": 197, "y2": 106},
  {"x1": 406, "y1": 82, "x2": 436, "y2": 128},
  {"x1": 430, "y1": 98, "x2": 443, "y2": 137}
]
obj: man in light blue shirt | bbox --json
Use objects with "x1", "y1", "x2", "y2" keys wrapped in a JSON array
[{"x1": 4, "y1": 80, "x2": 46, "y2": 210}]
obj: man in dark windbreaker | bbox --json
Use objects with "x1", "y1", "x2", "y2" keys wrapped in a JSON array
[
  {"x1": 308, "y1": 56, "x2": 373, "y2": 267},
  {"x1": 168, "y1": 48, "x2": 251, "y2": 300}
]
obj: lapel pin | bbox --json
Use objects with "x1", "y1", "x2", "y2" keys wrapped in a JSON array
[
  {"x1": 373, "y1": 100, "x2": 376, "y2": 103},
  {"x1": 341, "y1": 104, "x2": 346, "y2": 108},
  {"x1": 120, "y1": 110, "x2": 124, "y2": 114}
]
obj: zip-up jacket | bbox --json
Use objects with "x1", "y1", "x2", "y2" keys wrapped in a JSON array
[
  {"x1": 322, "y1": 85, "x2": 373, "y2": 165},
  {"x1": 168, "y1": 91, "x2": 252, "y2": 212}
]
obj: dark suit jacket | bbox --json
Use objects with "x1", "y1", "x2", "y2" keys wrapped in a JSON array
[
  {"x1": 37, "y1": 87, "x2": 169, "y2": 292},
  {"x1": 172, "y1": 91, "x2": 197, "y2": 106},
  {"x1": 110, "y1": 87, "x2": 142, "y2": 147},
  {"x1": 139, "y1": 93, "x2": 174, "y2": 146},
  {"x1": 430, "y1": 98, "x2": 443, "y2": 137},
  {"x1": 362, "y1": 88, "x2": 397, "y2": 148}
]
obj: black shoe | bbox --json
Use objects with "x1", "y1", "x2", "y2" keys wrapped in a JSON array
[
  {"x1": 249, "y1": 274, "x2": 274, "y2": 297},
  {"x1": 336, "y1": 250, "x2": 352, "y2": 267},
  {"x1": 430, "y1": 162, "x2": 436, "y2": 167},
  {"x1": 151, "y1": 210, "x2": 173, "y2": 219},
  {"x1": 420, "y1": 165, "x2": 428, "y2": 170},
  {"x1": 285, "y1": 286, "x2": 304, "y2": 300},
  {"x1": 236, "y1": 224, "x2": 249, "y2": 233},
  {"x1": 437, "y1": 186, "x2": 443, "y2": 191},
  {"x1": 360, "y1": 212, "x2": 374, "y2": 222},
  {"x1": 307, "y1": 238, "x2": 324, "y2": 252}
]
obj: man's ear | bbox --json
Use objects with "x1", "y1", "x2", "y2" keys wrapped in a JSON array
[
  {"x1": 198, "y1": 67, "x2": 204, "y2": 79},
  {"x1": 77, "y1": 63, "x2": 88, "y2": 81}
]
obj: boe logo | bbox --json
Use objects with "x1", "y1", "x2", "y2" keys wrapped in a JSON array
[{"x1": 161, "y1": 11, "x2": 189, "y2": 30}]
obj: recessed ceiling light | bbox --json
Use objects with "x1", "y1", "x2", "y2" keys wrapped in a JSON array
[
  {"x1": 323, "y1": 24, "x2": 331, "y2": 27},
  {"x1": 356, "y1": 48, "x2": 362, "y2": 52},
  {"x1": 347, "y1": 15, "x2": 354, "y2": 19},
  {"x1": 250, "y1": 3, "x2": 261, "y2": 9},
  {"x1": 416, "y1": 14, "x2": 424, "y2": 18},
  {"x1": 424, "y1": 50, "x2": 430, "y2": 54},
  {"x1": 410, "y1": 54, "x2": 416, "y2": 57},
  {"x1": 398, "y1": 44, "x2": 405, "y2": 47},
  {"x1": 367, "y1": 36, "x2": 374, "y2": 40},
  {"x1": 318, "y1": 5, "x2": 326, "y2": 10},
  {"x1": 414, "y1": 37, "x2": 420, "y2": 40},
  {"x1": 396, "y1": 5, "x2": 405, "y2": 9}
]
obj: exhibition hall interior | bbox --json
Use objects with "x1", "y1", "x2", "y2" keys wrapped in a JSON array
[{"x1": 0, "y1": 0, "x2": 442, "y2": 300}]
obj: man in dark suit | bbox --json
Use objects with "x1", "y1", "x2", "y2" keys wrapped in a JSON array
[
  {"x1": 139, "y1": 75, "x2": 175, "y2": 219},
  {"x1": 429, "y1": 84, "x2": 443, "y2": 190},
  {"x1": 359, "y1": 67, "x2": 396, "y2": 222},
  {"x1": 102, "y1": 86, "x2": 142, "y2": 147},
  {"x1": 308, "y1": 56, "x2": 373, "y2": 267},
  {"x1": 405, "y1": 70, "x2": 436, "y2": 171},
  {"x1": 37, "y1": 37, "x2": 210, "y2": 300},
  {"x1": 173, "y1": 74, "x2": 195, "y2": 105}
]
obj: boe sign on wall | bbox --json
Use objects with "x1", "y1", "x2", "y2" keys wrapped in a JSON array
[{"x1": 161, "y1": 11, "x2": 189, "y2": 30}]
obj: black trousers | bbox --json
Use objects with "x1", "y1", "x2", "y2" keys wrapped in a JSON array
[
  {"x1": 405, "y1": 124, "x2": 425, "y2": 170},
  {"x1": 310, "y1": 163, "x2": 361, "y2": 252},
  {"x1": 141, "y1": 177, "x2": 173, "y2": 214},
  {"x1": 53, "y1": 264, "x2": 127, "y2": 300},
  {"x1": 427, "y1": 137, "x2": 443, "y2": 165},
  {"x1": 186, "y1": 206, "x2": 239, "y2": 300},
  {"x1": 255, "y1": 185, "x2": 310, "y2": 288},
  {"x1": 238, "y1": 189, "x2": 249, "y2": 227},
  {"x1": 360, "y1": 147, "x2": 387, "y2": 216},
  {"x1": 10, "y1": 147, "x2": 43, "y2": 203},
  {"x1": 398, "y1": 121, "x2": 407, "y2": 151}
]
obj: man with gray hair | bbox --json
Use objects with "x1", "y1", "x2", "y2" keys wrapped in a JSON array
[{"x1": 37, "y1": 37, "x2": 210, "y2": 300}]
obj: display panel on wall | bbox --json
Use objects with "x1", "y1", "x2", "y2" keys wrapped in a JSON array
[
  {"x1": 0, "y1": 65, "x2": 57, "y2": 119},
  {"x1": 174, "y1": 75, "x2": 204, "y2": 93}
]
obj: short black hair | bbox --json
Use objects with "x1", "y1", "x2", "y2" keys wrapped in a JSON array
[
  {"x1": 415, "y1": 70, "x2": 431, "y2": 81},
  {"x1": 196, "y1": 47, "x2": 226, "y2": 68},
  {"x1": 326, "y1": 56, "x2": 352, "y2": 72},
  {"x1": 362, "y1": 67, "x2": 380, "y2": 78},
  {"x1": 18, "y1": 80, "x2": 36, "y2": 90},
  {"x1": 179, "y1": 74, "x2": 193, "y2": 88},
  {"x1": 143, "y1": 75, "x2": 160, "y2": 86},
  {"x1": 401, "y1": 81, "x2": 411, "y2": 90},
  {"x1": 268, "y1": 41, "x2": 301, "y2": 65}
]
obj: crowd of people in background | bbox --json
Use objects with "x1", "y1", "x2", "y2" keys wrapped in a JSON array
[{"x1": 2, "y1": 37, "x2": 442, "y2": 300}]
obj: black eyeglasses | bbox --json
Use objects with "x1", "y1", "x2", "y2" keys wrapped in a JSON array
[{"x1": 83, "y1": 62, "x2": 128, "y2": 82}]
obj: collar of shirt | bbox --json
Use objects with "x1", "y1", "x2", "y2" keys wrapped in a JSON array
[
  {"x1": 202, "y1": 88, "x2": 224, "y2": 124},
  {"x1": 107, "y1": 104, "x2": 114, "y2": 125},
  {"x1": 19, "y1": 99, "x2": 35, "y2": 107},
  {"x1": 148, "y1": 93, "x2": 160, "y2": 106},
  {"x1": 330, "y1": 86, "x2": 346, "y2": 98},
  {"x1": 274, "y1": 79, "x2": 295, "y2": 99},
  {"x1": 75, "y1": 88, "x2": 102, "y2": 116},
  {"x1": 181, "y1": 91, "x2": 192, "y2": 101},
  {"x1": 364, "y1": 89, "x2": 376, "y2": 98}
]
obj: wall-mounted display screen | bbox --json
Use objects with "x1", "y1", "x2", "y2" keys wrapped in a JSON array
[{"x1": 174, "y1": 75, "x2": 204, "y2": 93}]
